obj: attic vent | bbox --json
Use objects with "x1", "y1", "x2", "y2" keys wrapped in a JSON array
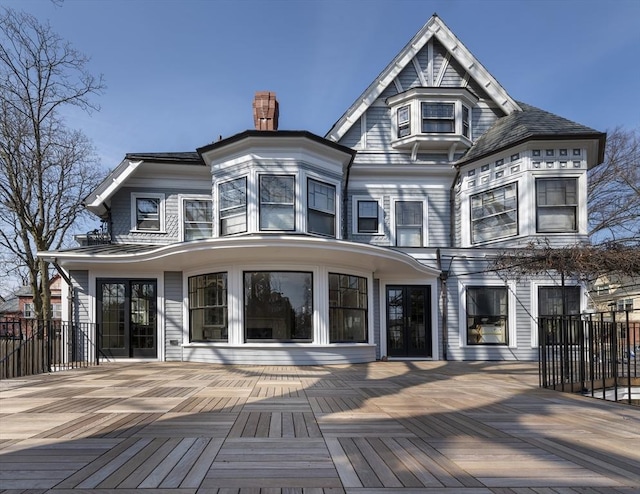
[{"x1": 253, "y1": 91, "x2": 279, "y2": 131}]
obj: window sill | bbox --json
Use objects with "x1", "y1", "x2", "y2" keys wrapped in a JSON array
[
  {"x1": 391, "y1": 133, "x2": 472, "y2": 152},
  {"x1": 130, "y1": 229, "x2": 167, "y2": 234}
]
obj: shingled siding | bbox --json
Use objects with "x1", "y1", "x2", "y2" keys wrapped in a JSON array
[
  {"x1": 164, "y1": 271, "x2": 183, "y2": 362},
  {"x1": 110, "y1": 187, "x2": 211, "y2": 244}
]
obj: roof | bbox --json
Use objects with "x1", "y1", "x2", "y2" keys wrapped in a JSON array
[
  {"x1": 0, "y1": 296, "x2": 19, "y2": 314},
  {"x1": 124, "y1": 152, "x2": 204, "y2": 165},
  {"x1": 325, "y1": 14, "x2": 521, "y2": 143},
  {"x1": 46, "y1": 243, "x2": 161, "y2": 256},
  {"x1": 457, "y1": 102, "x2": 607, "y2": 166}
]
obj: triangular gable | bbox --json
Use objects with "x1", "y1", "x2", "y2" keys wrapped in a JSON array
[
  {"x1": 325, "y1": 15, "x2": 521, "y2": 143},
  {"x1": 84, "y1": 158, "x2": 144, "y2": 217}
]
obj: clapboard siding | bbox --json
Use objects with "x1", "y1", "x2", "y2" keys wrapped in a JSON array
[
  {"x1": 339, "y1": 117, "x2": 363, "y2": 148},
  {"x1": 432, "y1": 38, "x2": 448, "y2": 83},
  {"x1": 397, "y1": 64, "x2": 420, "y2": 90},
  {"x1": 441, "y1": 57, "x2": 467, "y2": 87},
  {"x1": 415, "y1": 44, "x2": 430, "y2": 84},
  {"x1": 364, "y1": 106, "x2": 392, "y2": 149},
  {"x1": 164, "y1": 271, "x2": 184, "y2": 362},
  {"x1": 70, "y1": 270, "x2": 90, "y2": 324}
]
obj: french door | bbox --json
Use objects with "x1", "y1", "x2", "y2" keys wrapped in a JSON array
[
  {"x1": 387, "y1": 285, "x2": 432, "y2": 358},
  {"x1": 97, "y1": 279, "x2": 157, "y2": 358}
]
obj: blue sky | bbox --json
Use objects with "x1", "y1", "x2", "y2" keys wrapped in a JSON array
[{"x1": 3, "y1": 0, "x2": 640, "y2": 170}]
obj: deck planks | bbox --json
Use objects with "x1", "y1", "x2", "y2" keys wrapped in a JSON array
[{"x1": 1, "y1": 361, "x2": 639, "y2": 492}]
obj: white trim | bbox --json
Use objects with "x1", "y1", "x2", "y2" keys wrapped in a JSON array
[
  {"x1": 390, "y1": 197, "x2": 429, "y2": 247},
  {"x1": 352, "y1": 196, "x2": 384, "y2": 235},
  {"x1": 130, "y1": 192, "x2": 166, "y2": 233},
  {"x1": 458, "y1": 280, "x2": 517, "y2": 349},
  {"x1": 529, "y1": 281, "x2": 586, "y2": 347},
  {"x1": 179, "y1": 194, "x2": 213, "y2": 242}
]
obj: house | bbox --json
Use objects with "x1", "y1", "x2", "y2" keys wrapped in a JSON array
[
  {"x1": 589, "y1": 274, "x2": 639, "y2": 322},
  {"x1": 39, "y1": 15, "x2": 605, "y2": 364}
]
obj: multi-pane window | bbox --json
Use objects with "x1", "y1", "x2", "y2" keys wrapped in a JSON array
[
  {"x1": 244, "y1": 271, "x2": 312, "y2": 342},
  {"x1": 357, "y1": 200, "x2": 379, "y2": 234},
  {"x1": 219, "y1": 177, "x2": 247, "y2": 236},
  {"x1": 307, "y1": 179, "x2": 335, "y2": 237},
  {"x1": 616, "y1": 298, "x2": 634, "y2": 312},
  {"x1": 467, "y1": 287, "x2": 508, "y2": 345},
  {"x1": 134, "y1": 194, "x2": 163, "y2": 231},
  {"x1": 462, "y1": 105, "x2": 470, "y2": 138},
  {"x1": 52, "y1": 303, "x2": 62, "y2": 319},
  {"x1": 395, "y1": 201, "x2": 423, "y2": 247},
  {"x1": 421, "y1": 102, "x2": 455, "y2": 133},
  {"x1": 471, "y1": 183, "x2": 518, "y2": 243},
  {"x1": 397, "y1": 105, "x2": 411, "y2": 138},
  {"x1": 23, "y1": 303, "x2": 34, "y2": 318},
  {"x1": 538, "y1": 286, "x2": 580, "y2": 344},
  {"x1": 189, "y1": 273, "x2": 228, "y2": 342},
  {"x1": 183, "y1": 199, "x2": 213, "y2": 241},
  {"x1": 536, "y1": 178, "x2": 578, "y2": 233},
  {"x1": 329, "y1": 273, "x2": 368, "y2": 343},
  {"x1": 260, "y1": 175, "x2": 295, "y2": 231}
]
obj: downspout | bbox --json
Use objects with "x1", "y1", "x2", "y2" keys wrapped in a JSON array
[
  {"x1": 437, "y1": 248, "x2": 448, "y2": 360},
  {"x1": 341, "y1": 153, "x2": 356, "y2": 240}
]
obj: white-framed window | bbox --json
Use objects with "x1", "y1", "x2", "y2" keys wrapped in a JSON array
[
  {"x1": 52, "y1": 303, "x2": 62, "y2": 319},
  {"x1": 397, "y1": 105, "x2": 411, "y2": 138},
  {"x1": 219, "y1": 177, "x2": 247, "y2": 236},
  {"x1": 329, "y1": 273, "x2": 368, "y2": 343},
  {"x1": 393, "y1": 200, "x2": 426, "y2": 247},
  {"x1": 462, "y1": 105, "x2": 470, "y2": 138},
  {"x1": 182, "y1": 197, "x2": 213, "y2": 241},
  {"x1": 353, "y1": 198, "x2": 382, "y2": 234},
  {"x1": 421, "y1": 102, "x2": 455, "y2": 133},
  {"x1": 470, "y1": 183, "x2": 518, "y2": 244},
  {"x1": 307, "y1": 178, "x2": 335, "y2": 237},
  {"x1": 259, "y1": 175, "x2": 295, "y2": 231},
  {"x1": 131, "y1": 193, "x2": 165, "y2": 232},
  {"x1": 536, "y1": 178, "x2": 578, "y2": 233},
  {"x1": 466, "y1": 286, "x2": 509, "y2": 345},
  {"x1": 23, "y1": 302, "x2": 34, "y2": 319},
  {"x1": 189, "y1": 272, "x2": 228, "y2": 342},
  {"x1": 617, "y1": 298, "x2": 634, "y2": 312}
]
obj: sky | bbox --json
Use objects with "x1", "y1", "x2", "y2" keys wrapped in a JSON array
[{"x1": 2, "y1": 0, "x2": 640, "y2": 172}]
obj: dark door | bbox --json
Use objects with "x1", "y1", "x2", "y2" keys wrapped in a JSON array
[
  {"x1": 387, "y1": 285, "x2": 432, "y2": 357},
  {"x1": 97, "y1": 279, "x2": 157, "y2": 358}
]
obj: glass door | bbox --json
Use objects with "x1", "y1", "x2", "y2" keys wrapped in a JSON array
[
  {"x1": 387, "y1": 285, "x2": 432, "y2": 357},
  {"x1": 97, "y1": 279, "x2": 157, "y2": 358}
]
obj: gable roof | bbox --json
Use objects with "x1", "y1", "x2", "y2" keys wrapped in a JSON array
[
  {"x1": 325, "y1": 14, "x2": 521, "y2": 143},
  {"x1": 458, "y1": 102, "x2": 606, "y2": 167}
]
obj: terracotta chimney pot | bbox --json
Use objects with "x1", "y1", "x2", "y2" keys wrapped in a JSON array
[{"x1": 253, "y1": 91, "x2": 279, "y2": 131}]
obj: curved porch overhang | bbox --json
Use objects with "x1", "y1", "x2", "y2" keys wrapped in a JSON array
[{"x1": 41, "y1": 236, "x2": 441, "y2": 279}]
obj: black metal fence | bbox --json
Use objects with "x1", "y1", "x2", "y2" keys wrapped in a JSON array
[
  {"x1": 0, "y1": 319, "x2": 100, "y2": 380},
  {"x1": 539, "y1": 310, "x2": 639, "y2": 405}
]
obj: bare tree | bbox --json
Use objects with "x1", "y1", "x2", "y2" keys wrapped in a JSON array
[
  {"x1": 588, "y1": 126, "x2": 640, "y2": 243},
  {"x1": 0, "y1": 7, "x2": 105, "y2": 319}
]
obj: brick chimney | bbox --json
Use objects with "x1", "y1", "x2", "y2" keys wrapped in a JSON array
[{"x1": 252, "y1": 91, "x2": 279, "y2": 131}]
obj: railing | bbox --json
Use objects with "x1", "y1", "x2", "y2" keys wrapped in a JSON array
[
  {"x1": 0, "y1": 319, "x2": 100, "y2": 380},
  {"x1": 539, "y1": 310, "x2": 639, "y2": 406}
]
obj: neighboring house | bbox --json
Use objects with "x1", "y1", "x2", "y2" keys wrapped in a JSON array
[
  {"x1": 39, "y1": 15, "x2": 605, "y2": 364},
  {"x1": 589, "y1": 275, "x2": 639, "y2": 323}
]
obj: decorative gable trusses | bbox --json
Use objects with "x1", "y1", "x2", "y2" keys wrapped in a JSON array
[{"x1": 325, "y1": 14, "x2": 521, "y2": 143}]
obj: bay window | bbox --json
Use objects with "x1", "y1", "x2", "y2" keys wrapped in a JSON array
[
  {"x1": 536, "y1": 178, "x2": 578, "y2": 233},
  {"x1": 219, "y1": 177, "x2": 247, "y2": 236},
  {"x1": 397, "y1": 105, "x2": 411, "y2": 138},
  {"x1": 471, "y1": 183, "x2": 518, "y2": 243},
  {"x1": 466, "y1": 287, "x2": 508, "y2": 345},
  {"x1": 183, "y1": 199, "x2": 213, "y2": 241},
  {"x1": 307, "y1": 179, "x2": 335, "y2": 237},
  {"x1": 422, "y1": 102, "x2": 455, "y2": 133},
  {"x1": 260, "y1": 175, "x2": 295, "y2": 231},
  {"x1": 329, "y1": 273, "x2": 368, "y2": 343},
  {"x1": 244, "y1": 271, "x2": 312, "y2": 342}
]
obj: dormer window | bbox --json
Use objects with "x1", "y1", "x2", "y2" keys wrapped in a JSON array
[{"x1": 387, "y1": 88, "x2": 478, "y2": 154}]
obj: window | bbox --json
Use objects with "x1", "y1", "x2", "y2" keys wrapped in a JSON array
[
  {"x1": 397, "y1": 105, "x2": 410, "y2": 138},
  {"x1": 471, "y1": 183, "x2": 518, "y2": 243},
  {"x1": 307, "y1": 179, "x2": 335, "y2": 237},
  {"x1": 329, "y1": 273, "x2": 368, "y2": 343},
  {"x1": 422, "y1": 102, "x2": 454, "y2": 133},
  {"x1": 189, "y1": 273, "x2": 228, "y2": 342},
  {"x1": 462, "y1": 105, "x2": 470, "y2": 138},
  {"x1": 536, "y1": 178, "x2": 578, "y2": 233},
  {"x1": 395, "y1": 201, "x2": 423, "y2": 247},
  {"x1": 219, "y1": 177, "x2": 247, "y2": 236},
  {"x1": 244, "y1": 271, "x2": 312, "y2": 342},
  {"x1": 538, "y1": 286, "x2": 581, "y2": 344},
  {"x1": 617, "y1": 299, "x2": 634, "y2": 312},
  {"x1": 132, "y1": 193, "x2": 164, "y2": 231},
  {"x1": 260, "y1": 175, "x2": 295, "y2": 231},
  {"x1": 52, "y1": 303, "x2": 62, "y2": 319},
  {"x1": 466, "y1": 287, "x2": 508, "y2": 345},
  {"x1": 356, "y1": 200, "x2": 380, "y2": 234},
  {"x1": 183, "y1": 199, "x2": 212, "y2": 241},
  {"x1": 23, "y1": 303, "x2": 34, "y2": 319}
]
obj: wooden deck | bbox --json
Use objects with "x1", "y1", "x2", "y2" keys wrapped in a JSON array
[{"x1": 1, "y1": 360, "x2": 639, "y2": 493}]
